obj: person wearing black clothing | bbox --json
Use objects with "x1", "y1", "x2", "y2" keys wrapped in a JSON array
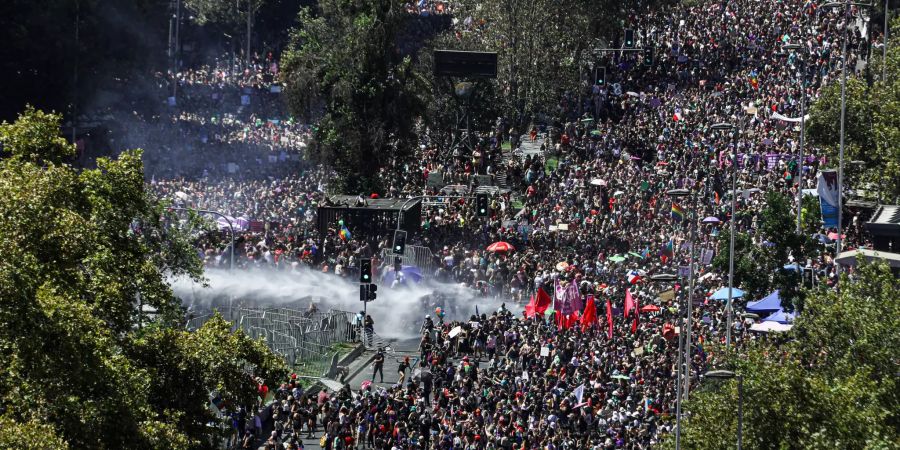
[
  {"x1": 397, "y1": 356, "x2": 411, "y2": 385},
  {"x1": 371, "y1": 348, "x2": 385, "y2": 383}
]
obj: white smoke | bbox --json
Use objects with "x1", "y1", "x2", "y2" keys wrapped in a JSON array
[{"x1": 170, "y1": 268, "x2": 515, "y2": 339}]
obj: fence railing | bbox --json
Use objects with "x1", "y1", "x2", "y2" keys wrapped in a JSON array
[
  {"x1": 381, "y1": 244, "x2": 436, "y2": 280},
  {"x1": 185, "y1": 307, "x2": 357, "y2": 377}
]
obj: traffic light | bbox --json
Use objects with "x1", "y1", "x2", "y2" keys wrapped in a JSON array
[
  {"x1": 624, "y1": 29, "x2": 635, "y2": 48},
  {"x1": 643, "y1": 47, "x2": 653, "y2": 66},
  {"x1": 360, "y1": 284, "x2": 377, "y2": 302},
  {"x1": 476, "y1": 193, "x2": 489, "y2": 217},
  {"x1": 392, "y1": 230, "x2": 406, "y2": 255},
  {"x1": 595, "y1": 67, "x2": 607, "y2": 87},
  {"x1": 359, "y1": 258, "x2": 372, "y2": 283}
]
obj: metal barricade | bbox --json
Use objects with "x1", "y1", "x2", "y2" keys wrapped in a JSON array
[
  {"x1": 381, "y1": 244, "x2": 436, "y2": 280},
  {"x1": 185, "y1": 307, "x2": 356, "y2": 377}
]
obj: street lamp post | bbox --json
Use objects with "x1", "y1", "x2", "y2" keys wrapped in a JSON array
[
  {"x1": 650, "y1": 273, "x2": 681, "y2": 450},
  {"x1": 782, "y1": 43, "x2": 808, "y2": 234},
  {"x1": 821, "y1": 1, "x2": 875, "y2": 278},
  {"x1": 705, "y1": 370, "x2": 744, "y2": 450},
  {"x1": 667, "y1": 187, "x2": 696, "y2": 399},
  {"x1": 884, "y1": 0, "x2": 890, "y2": 83},
  {"x1": 710, "y1": 122, "x2": 738, "y2": 349}
]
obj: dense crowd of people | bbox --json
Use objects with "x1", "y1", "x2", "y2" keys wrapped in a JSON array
[{"x1": 125, "y1": 0, "x2": 887, "y2": 448}]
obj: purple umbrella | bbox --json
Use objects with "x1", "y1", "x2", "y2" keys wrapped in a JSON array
[
  {"x1": 702, "y1": 216, "x2": 720, "y2": 224},
  {"x1": 382, "y1": 265, "x2": 423, "y2": 285}
]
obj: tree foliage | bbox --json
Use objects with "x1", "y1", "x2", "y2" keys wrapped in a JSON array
[
  {"x1": 0, "y1": 108, "x2": 286, "y2": 449},
  {"x1": 425, "y1": 0, "x2": 625, "y2": 125},
  {"x1": 183, "y1": 0, "x2": 266, "y2": 27},
  {"x1": 806, "y1": 17, "x2": 900, "y2": 202},
  {"x1": 712, "y1": 191, "x2": 818, "y2": 309},
  {"x1": 281, "y1": 0, "x2": 426, "y2": 194},
  {"x1": 671, "y1": 258, "x2": 900, "y2": 449}
]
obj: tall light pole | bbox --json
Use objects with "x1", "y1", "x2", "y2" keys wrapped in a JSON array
[
  {"x1": 821, "y1": 1, "x2": 874, "y2": 278},
  {"x1": 651, "y1": 273, "x2": 681, "y2": 450},
  {"x1": 710, "y1": 122, "x2": 738, "y2": 349},
  {"x1": 884, "y1": 0, "x2": 890, "y2": 83},
  {"x1": 782, "y1": 43, "x2": 807, "y2": 234},
  {"x1": 667, "y1": 187, "x2": 696, "y2": 399},
  {"x1": 705, "y1": 370, "x2": 744, "y2": 450}
]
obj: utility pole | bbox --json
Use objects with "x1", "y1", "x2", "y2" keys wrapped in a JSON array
[
  {"x1": 72, "y1": 0, "x2": 79, "y2": 144},
  {"x1": 174, "y1": 0, "x2": 182, "y2": 100},
  {"x1": 246, "y1": 0, "x2": 253, "y2": 68}
]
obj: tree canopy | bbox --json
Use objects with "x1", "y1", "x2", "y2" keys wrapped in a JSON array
[
  {"x1": 0, "y1": 107, "x2": 286, "y2": 449},
  {"x1": 806, "y1": 17, "x2": 900, "y2": 203},
  {"x1": 281, "y1": 0, "x2": 427, "y2": 194},
  {"x1": 670, "y1": 258, "x2": 900, "y2": 449}
]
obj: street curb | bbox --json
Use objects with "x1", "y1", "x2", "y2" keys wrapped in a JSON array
[{"x1": 337, "y1": 343, "x2": 366, "y2": 367}]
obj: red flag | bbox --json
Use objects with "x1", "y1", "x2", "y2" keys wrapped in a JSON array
[
  {"x1": 524, "y1": 287, "x2": 552, "y2": 318},
  {"x1": 581, "y1": 295, "x2": 598, "y2": 331},
  {"x1": 624, "y1": 288, "x2": 635, "y2": 318},
  {"x1": 605, "y1": 298, "x2": 614, "y2": 339},
  {"x1": 524, "y1": 293, "x2": 537, "y2": 318},
  {"x1": 535, "y1": 287, "x2": 552, "y2": 316},
  {"x1": 632, "y1": 292, "x2": 640, "y2": 334}
]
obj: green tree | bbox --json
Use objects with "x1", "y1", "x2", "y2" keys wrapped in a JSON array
[
  {"x1": 712, "y1": 192, "x2": 817, "y2": 309},
  {"x1": 806, "y1": 17, "x2": 900, "y2": 202},
  {"x1": 0, "y1": 107, "x2": 286, "y2": 449},
  {"x1": 183, "y1": 0, "x2": 265, "y2": 27},
  {"x1": 281, "y1": 0, "x2": 425, "y2": 193},
  {"x1": 429, "y1": 0, "x2": 625, "y2": 125},
  {"x1": 669, "y1": 258, "x2": 900, "y2": 449}
]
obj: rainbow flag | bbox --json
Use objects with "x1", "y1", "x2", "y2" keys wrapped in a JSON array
[
  {"x1": 338, "y1": 225, "x2": 351, "y2": 241},
  {"x1": 671, "y1": 203, "x2": 685, "y2": 223},
  {"x1": 749, "y1": 70, "x2": 759, "y2": 89}
]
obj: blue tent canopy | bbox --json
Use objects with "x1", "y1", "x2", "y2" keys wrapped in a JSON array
[
  {"x1": 763, "y1": 309, "x2": 796, "y2": 324},
  {"x1": 746, "y1": 290, "x2": 781, "y2": 314},
  {"x1": 710, "y1": 287, "x2": 745, "y2": 300}
]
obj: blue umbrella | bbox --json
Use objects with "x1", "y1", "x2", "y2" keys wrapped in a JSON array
[
  {"x1": 710, "y1": 287, "x2": 745, "y2": 300},
  {"x1": 382, "y1": 265, "x2": 423, "y2": 284}
]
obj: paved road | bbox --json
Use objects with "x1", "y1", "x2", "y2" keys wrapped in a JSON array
[
  {"x1": 269, "y1": 338, "x2": 420, "y2": 450},
  {"x1": 347, "y1": 338, "x2": 421, "y2": 389}
]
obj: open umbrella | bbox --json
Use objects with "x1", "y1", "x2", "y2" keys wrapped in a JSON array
[
  {"x1": 628, "y1": 252, "x2": 642, "y2": 258},
  {"x1": 589, "y1": 178, "x2": 607, "y2": 186},
  {"x1": 382, "y1": 265, "x2": 423, "y2": 284},
  {"x1": 702, "y1": 216, "x2": 720, "y2": 223},
  {"x1": 556, "y1": 261, "x2": 570, "y2": 271},
  {"x1": 590, "y1": 130, "x2": 602, "y2": 137},
  {"x1": 486, "y1": 241, "x2": 515, "y2": 252},
  {"x1": 640, "y1": 305, "x2": 661, "y2": 313},
  {"x1": 611, "y1": 374, "x2": 630, "y2": 380},
  {"x1": 613, "y1": 190, "x2": 625, "y2": 197},
  {"x1": 609, "y1": 255, "x2": 627, "y2": 263},
  {"x1": 709, "y1": 287, "x2": 745, "y2": 300}
]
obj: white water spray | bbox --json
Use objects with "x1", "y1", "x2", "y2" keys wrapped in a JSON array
[{"x1": 170, "y1": 268, "x2": 514, "y2": 339}]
